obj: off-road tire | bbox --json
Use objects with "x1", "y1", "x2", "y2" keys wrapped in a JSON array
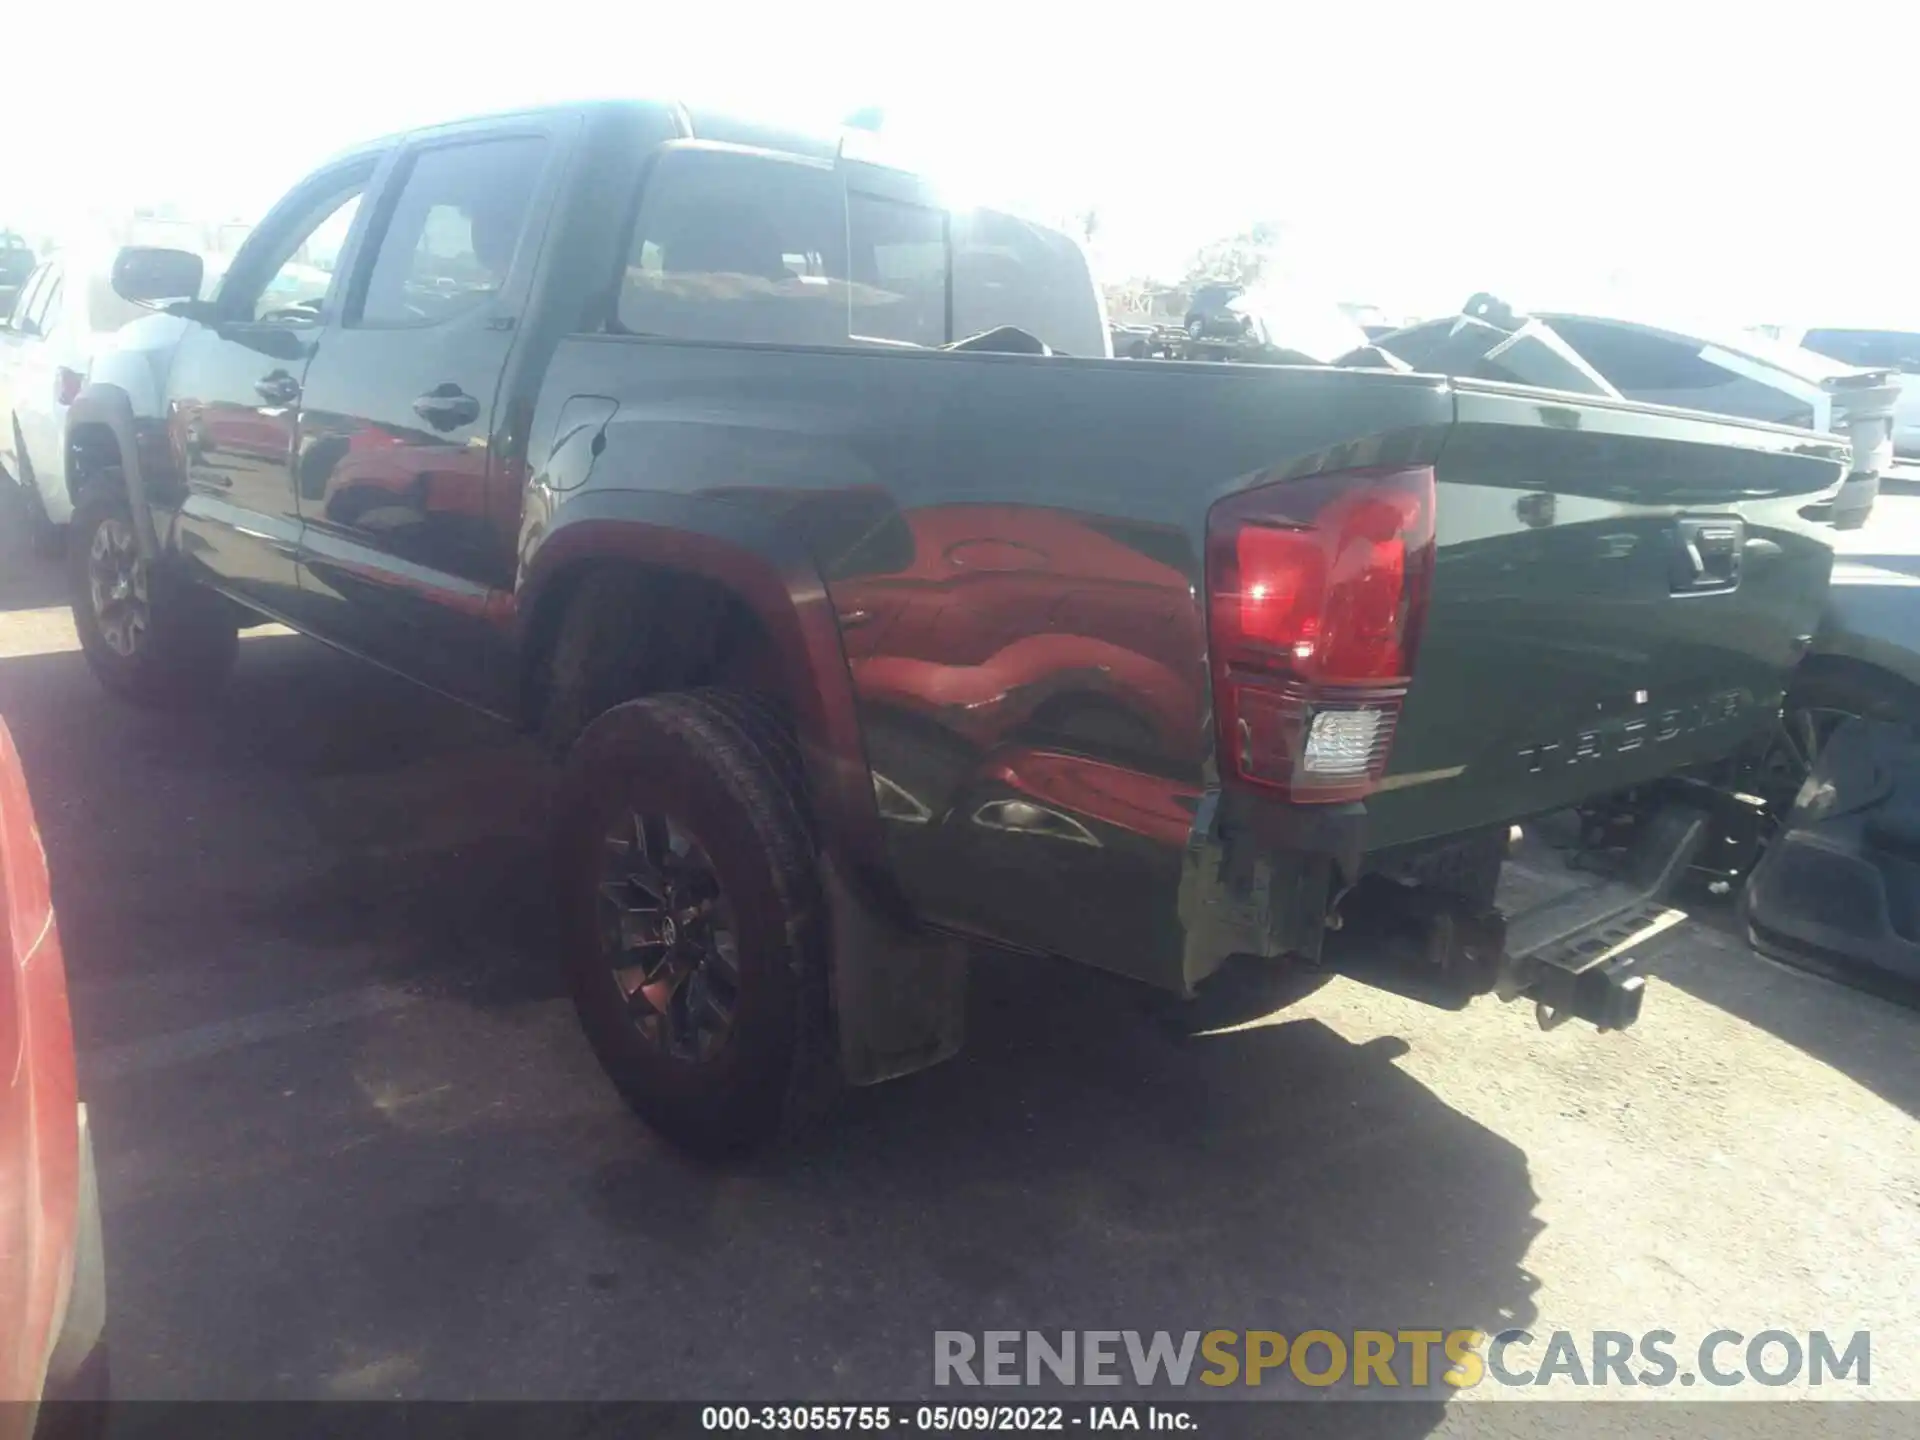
[
  {"x1": 68, "y1": 485, "x2": 238, "y2": 706},
  {"x1": 555, "y1": 688, "x2": 837, "y2": 1157}
]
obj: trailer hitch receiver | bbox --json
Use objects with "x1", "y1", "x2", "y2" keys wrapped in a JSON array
[
  {"x1": 1527, "y1": 952, "x2": 1646, "y2": 1033},
  {"x1": 1353, "y1": 803, "x2": 1706, "y2": 1035}
]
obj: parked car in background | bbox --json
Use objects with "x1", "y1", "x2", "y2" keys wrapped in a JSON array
[
  {"x1": 0, "y1": 236, "x2": 36, "y2": 318},
  {"x1": 1183, "y1": 281, "x2": 1247, "y2": 346},
  {"x1": 1367, "y1": 300, "x2": 1903, "y2": 530},
  {"x1": 0, "y1": 255, "x2": 151, "y2": 554},
  {"x1": 1739, "y1": 491, "x2": 1920, "y2": 998},
  {"x1": 1769, "y1": 326, "x2": 1920, "y2": 459},
  {"x1": 0, "y1": 718, "x2": 107, "y2": 1439},
  {"x1": 1754, "y1": 497, "x2": 1920, "y2": 809},
  {"x1": 1180, "y1": 281, "x2": 1374, "y2": 364}
]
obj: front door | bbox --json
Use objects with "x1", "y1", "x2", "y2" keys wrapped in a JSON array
[
  {"x1": 290, "y1": 126, "x2": 555, "y2": 703},
  {"x1": 166, "y1": 161, "x2": 374, "y2": 615}
]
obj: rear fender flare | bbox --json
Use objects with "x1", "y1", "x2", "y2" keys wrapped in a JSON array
[
  {"x1": 64, "y1": 383, "x2": 160, "y2": 560},
  {"x1": 520, "y1": 488, "x2": 968, "y2": 1085},
  {"x1": 521, "y1": 487, "x2": 881, "y2": 868}
]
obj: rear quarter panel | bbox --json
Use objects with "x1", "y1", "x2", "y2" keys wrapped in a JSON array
[
  {"x1": 522, "y1": 341, "x2": 1454, "y2": 979},
  {"x1": 522, "y1": 344, "x2": 1846, "y2": 982}
]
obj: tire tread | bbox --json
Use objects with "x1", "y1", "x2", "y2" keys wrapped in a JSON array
[{"x1": 558, "y1": 687, "x2": 838, "y2": 1155}]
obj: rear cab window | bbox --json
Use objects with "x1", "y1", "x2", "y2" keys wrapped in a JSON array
[
  {"x1": 612, "y1": 142, "x2": 1101, "y2": 355},
  {"x1": 617, "y1": 144, "x2": 850, "y2": 348},
  {"x1": 848, "y1": 192, "x2": 948, "y2": 347},
  {"x1": 953, "y1": 209, "x2": 1104, "y2": 356}
]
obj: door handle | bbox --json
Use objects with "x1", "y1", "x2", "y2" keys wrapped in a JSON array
[
  {"x1": 254, "y1": 371, "x2": 300, "y2": 405},
  {"x1": 1669, "y1": 517, "x2": 1744, "y2": 594},
  {"x1": 412, "y1": 386, "x2": 481, "y2": 431}
]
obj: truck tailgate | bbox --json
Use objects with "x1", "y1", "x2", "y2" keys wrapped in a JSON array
[{"x1": 1364, "y1": 380, "x2": 1848, "y2": 850}]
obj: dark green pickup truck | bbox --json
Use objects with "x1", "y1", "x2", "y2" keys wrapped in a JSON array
[{"x1": 69, "y1": 100, "x2": 1848, "y2": 1153}]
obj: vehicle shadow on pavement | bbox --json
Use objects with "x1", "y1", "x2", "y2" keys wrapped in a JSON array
[
  {"x1": 0, "y1": 482, "x2": 69, "y2": 612},
  {"x1": 0, "y1": 615, "x2": 1539, "y2": 1427},
  {"x1": 1652, "y1": 921, "x2": 1920, "y2": 1121}
]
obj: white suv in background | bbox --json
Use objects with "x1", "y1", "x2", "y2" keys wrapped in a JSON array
[{"x1": 0, "y1": 254, "x2": 150, "y2": 554}]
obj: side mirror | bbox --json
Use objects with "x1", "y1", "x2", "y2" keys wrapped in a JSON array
[{"x1": 111, "y1": 246, "x2": 205, "y2": 306}]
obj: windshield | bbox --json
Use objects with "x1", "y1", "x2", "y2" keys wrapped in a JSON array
[
  {"x1": 1551, "y1": 308, "x2": 1863, "y2": 382},
  {"x1": 1691, "y1": 322, "x2": 1863, "y2": 381},
  {"x1": 1800, "y1": 328, "x2": 1920, "y2": 374}
]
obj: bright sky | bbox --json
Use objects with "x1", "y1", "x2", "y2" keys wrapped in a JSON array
[{"x1": 5, "y1": 0, "x2": 1917, "y2": 327}]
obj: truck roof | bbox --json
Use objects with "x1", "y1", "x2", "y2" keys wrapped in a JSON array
[{"x1": 343, "y1": 98, "x2": 840, "y2": 165}]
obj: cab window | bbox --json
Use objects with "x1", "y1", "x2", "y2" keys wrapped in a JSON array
[
  {"x1": 616, "y1": 146, "x2": 849, "y2": 348},
  {"x1": 848, "y1": 194, "x2": 947, "y2": 347},
  {"x1": 354, "y1": 136, "x2": 548, "y2": 327},
  {"x1": 216, "y1": 159, "x2": 374, "y2": 325}
]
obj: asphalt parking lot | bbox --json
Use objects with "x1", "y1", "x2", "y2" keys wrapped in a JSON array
[{"x1": 2, "y1": 485, "x2": 1917, "y2": 1426}]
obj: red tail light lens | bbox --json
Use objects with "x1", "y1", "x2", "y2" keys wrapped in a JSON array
[
  {"x1": 1207, "y1": 465, "x2": 1435, "y2": 802},
  {"x1": 54, "y1": 367, "x2": 84, "y2": 407}
]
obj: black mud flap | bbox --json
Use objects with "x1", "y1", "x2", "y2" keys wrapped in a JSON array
[{"x1": 1740, "y1": 718, "x2": 1920, "y2": 1000}]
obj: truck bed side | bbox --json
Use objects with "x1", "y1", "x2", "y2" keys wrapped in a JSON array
[{"x1": 523, "y1": 344, "x2": 1845, "y2": 992}]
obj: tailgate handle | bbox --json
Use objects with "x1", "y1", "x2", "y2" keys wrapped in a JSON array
[{"x1": 1669, "y1": 517, "x2": 1743, "y2": 595}]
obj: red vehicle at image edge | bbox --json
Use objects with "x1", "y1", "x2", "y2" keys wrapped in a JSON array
[
  {"x1": 66, "y1": 99, "x2": 1849, "y2": 1154},
  {"x1": 1, "y1": 720, "x2": 108, "y2": 1435}
]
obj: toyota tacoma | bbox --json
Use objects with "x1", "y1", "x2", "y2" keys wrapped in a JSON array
[{"x1": 66, "y1": 100, "x2": 1848, "y2": 1153}]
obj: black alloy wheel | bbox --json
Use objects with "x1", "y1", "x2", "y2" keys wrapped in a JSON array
[{"x1": 597, "y1": 808, "x2": 743, "y2": 1061}]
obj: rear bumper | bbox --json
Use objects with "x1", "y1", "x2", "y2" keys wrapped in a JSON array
[{"x1": 1182, "y1": 785, "x2": 1731, "y2": 1034}]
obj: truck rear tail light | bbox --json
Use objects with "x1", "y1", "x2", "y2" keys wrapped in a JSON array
[
  {"x1": 1207, "y1": 465, "x2": 1435, "y2": 802},
  {"x1": 54, "y1": 367, "x2": 84, "y2": 407}
]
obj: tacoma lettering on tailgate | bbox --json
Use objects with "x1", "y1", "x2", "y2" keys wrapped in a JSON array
[{"x1": 1516, "y1": 688, "x2": 1757, "y2": 774}]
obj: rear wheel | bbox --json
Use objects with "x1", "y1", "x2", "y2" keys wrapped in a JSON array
[
  {"x1": 554, "y1": 689, "x2": 836, "y2": 1157},
  {"x1": 68, "y1": 485, "x2": 238, "y2": 705}
]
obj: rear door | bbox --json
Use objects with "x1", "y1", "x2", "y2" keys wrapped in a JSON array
[
  {"x1": 290, "y1": 118, "x2": 562, "y2": 699},
  {"x1": 165, "y1": 157, "x2": 376, "y2": 614}
]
